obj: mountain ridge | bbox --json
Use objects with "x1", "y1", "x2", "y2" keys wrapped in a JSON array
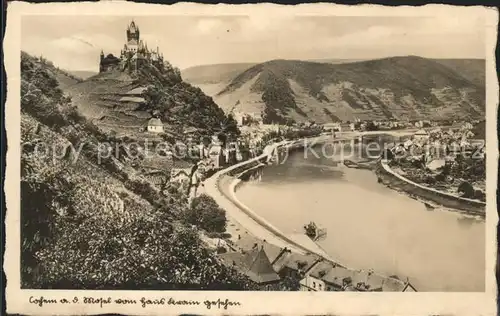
[{"x1": 197, "y1": 56, "x2": 485, "y2": 124}]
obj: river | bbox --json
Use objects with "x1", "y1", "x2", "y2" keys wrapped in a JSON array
[{"x1": 235, "y1": 141, "x2": 485, "y2": 292}]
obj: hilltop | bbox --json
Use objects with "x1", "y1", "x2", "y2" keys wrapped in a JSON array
[
  {"x1": 189, "y1": 56, "x2": 485, "y2": 124},
  {"x1": 181, "y1": 60, "x2": 366, "y2": 97}
]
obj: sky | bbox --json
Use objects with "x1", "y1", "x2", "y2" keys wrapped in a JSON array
[{"x1": 21, "y1": 14, "x2": 486, "y2": 72}]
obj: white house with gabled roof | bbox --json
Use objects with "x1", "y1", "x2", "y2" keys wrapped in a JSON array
[{"x1": 147, "y1": 118, "x2": 164, "y2": 133}]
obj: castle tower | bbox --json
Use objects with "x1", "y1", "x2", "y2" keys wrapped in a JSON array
[
  {"x1": 100, "y1": 50, "x2": 104, "y2": 61},
  {"x1": 126, "y1": 20, "x2": 140, "y2": 52}
]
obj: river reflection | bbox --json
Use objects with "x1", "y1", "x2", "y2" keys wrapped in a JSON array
[{"x1": 236, "y1": 143, "x2": 485, "y2": 292}]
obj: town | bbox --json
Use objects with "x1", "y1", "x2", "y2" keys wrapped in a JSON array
[{"x1": 19, "y1": 17, "x2": 487, "y2": 295}]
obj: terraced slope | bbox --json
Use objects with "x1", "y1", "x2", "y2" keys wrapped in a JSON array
[{"x1": 64, "y1": 59, "x2": 238, "y2": 137}]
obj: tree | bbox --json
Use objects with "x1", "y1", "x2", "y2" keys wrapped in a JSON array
[
  {"x1": 183, "y1": 194, "x2": 227, "y2": 233},
  {"x1": 383, "y1": 148, "x2": 395, "y2": 160},
  {"x1": 304, "y1": 222, "x2": 317, "y2": 240},
  {"x1": 365, "y1": 121, "x2": 378, "y2": 131},
  {"x1": 20, "y1": 52, "x2": 258, "y2": 291},
  {"x1": 222, "y1": 114, "x2": 240, "y2": 138},
  {"x1": 458, "y1": 181, "x2": 475, "y2": 198},
  {"x1": 142, "y1": 84, "x2": 169, "y2": 110},
  {"x1": 36, "y1": 209, "x2": 256, "y2": 290},
  {"x1": 268, "y1": 275, "x2": 301, "y2": 291}
]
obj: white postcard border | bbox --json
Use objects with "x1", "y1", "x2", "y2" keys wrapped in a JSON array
[{"x1": 4, "y1": 2, "x2": 499, "y2": 315}]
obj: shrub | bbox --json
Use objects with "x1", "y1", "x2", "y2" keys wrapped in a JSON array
[
  {"x1": 425, "y1": 176, "x2": 436, "y2": 185},
  {"x1": 267, "y1": 275, "x2": 301, "y2": 291},
  {"x1": 20, "y1": 51, "x2": 259, "y2": 291},
  {"x1": 435, "y1": 172, "x2": 446, "y2": 182},
  {"x1": 458, "y1": 181, "x2": 475, "y2": 198},
  {"x1": 216, "y1": 247, "x2": 227, "y2": 254},
  {"x1": 36, "y1": 211, "x2": 256, "y2": 290},
  {"x1": 474, "y1": 189, "x2": 486, "y2": 201}
]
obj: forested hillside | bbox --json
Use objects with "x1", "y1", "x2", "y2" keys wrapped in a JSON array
[{"x1": 20, "y1": 52, "x2": 255, "y2": 290}]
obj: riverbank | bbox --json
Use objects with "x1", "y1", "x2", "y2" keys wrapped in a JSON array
[
  {"x1": 205, "y1": 138, "x2": 413, "y2": 291},
  {"x1": 205, "y1": 141, "x2": 332, "y2": 257},
  {"x1": 376, "y1": 160, "x2": 486, "y2": 217}
]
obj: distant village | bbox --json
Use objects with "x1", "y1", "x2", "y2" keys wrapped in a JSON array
[{"x1": 128, "y1": 109, "x2": 484, "y2": 222}]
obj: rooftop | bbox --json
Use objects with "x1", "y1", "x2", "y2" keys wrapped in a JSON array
[
  {"x1": 148, "y1": 118, "x2": 163, "y2": 126},
  {"x1": 219, "y1": 247, "x2": 281, "y2": 284},
  {"x1": 272, "y1": 250, "x2": 320, "y2": 274},
  {"x1": 414, "y1": 129, "x2": 429, "y2": 135}
]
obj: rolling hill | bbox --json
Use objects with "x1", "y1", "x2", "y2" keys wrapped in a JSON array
[
  {"x1": 181, "y1": 59, "x2": 370, "y2": 85},
  {"x1": 205, "y1": 56, "x2": 485, "y2": 124}
]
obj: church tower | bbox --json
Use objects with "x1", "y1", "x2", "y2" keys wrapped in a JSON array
[{"x1": 126, "y1": 20, "x2": 140, "y2": 52}]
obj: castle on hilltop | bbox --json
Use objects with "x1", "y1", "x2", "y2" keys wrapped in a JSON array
[{"x1": 99, "y1": 20, "x2": 165, "y2": 73}]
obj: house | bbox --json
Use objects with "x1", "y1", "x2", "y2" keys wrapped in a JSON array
[
  {"x1": 465, "y1": 130, "x2": 475, "y2": 138},
  {"x1": 322, "y1": 265, "x2": 356, "y2": 291},
  {"x1": 305, "y1": 262, "x2": 357, "y2": 291},
  {"x1": 402, "y1": 282, "x2": 418, "y2": 292},
  {"x1": 303, "y1": 261, "x2": 411, "y2": 292},
  {"x1": 414, "y1": 121, "x2": 424, "y2": 128},
  {"x1": 143, "y1": 171, "x2": 168, "y2": 188},
  {"x1": 218, "y1": 246, "x2": 281, "y2": 286},
  {"x1": 393, "y1": 144, "x2": 406, "y2": 157},
  {"x1": 414, "y1": 129, "x2": 429, "y2": 141},
  {"x1": 208, "y1": 144, "x2": 225, "y2": 169},
  {"x1": 272, "y1": 250, "x2": 320, "y2": 280},
  {"x1": 462, "y1": 122, "x2": 473, "y2": 130},
  {"x1": 301, "y1": 260, "x2": 333, "y2": 291},
  {"x1": 324, "y1": 123, "x2": 341, "y2": 132},
  {"x1": 403, "y1": 139, "x2": 414, "y2": 149},
  {"x1": 340, "y1": 123, "x2": 352, "y2": 132},
  {"x1": 233, "y1": 111, "x2": 245, "y2": 126},
  {"x1": 170, "y1": 167, "x2": 192, "y2": 188},
  {"x1": 430, "y1": 127, "x2": 442, "y2": 135},
  {"x1": 147, "y1": 118, "x2": 164, "y2": 133},
  {"x1": 197, "y1": 144, "x2": 210, "y2": 159}
]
